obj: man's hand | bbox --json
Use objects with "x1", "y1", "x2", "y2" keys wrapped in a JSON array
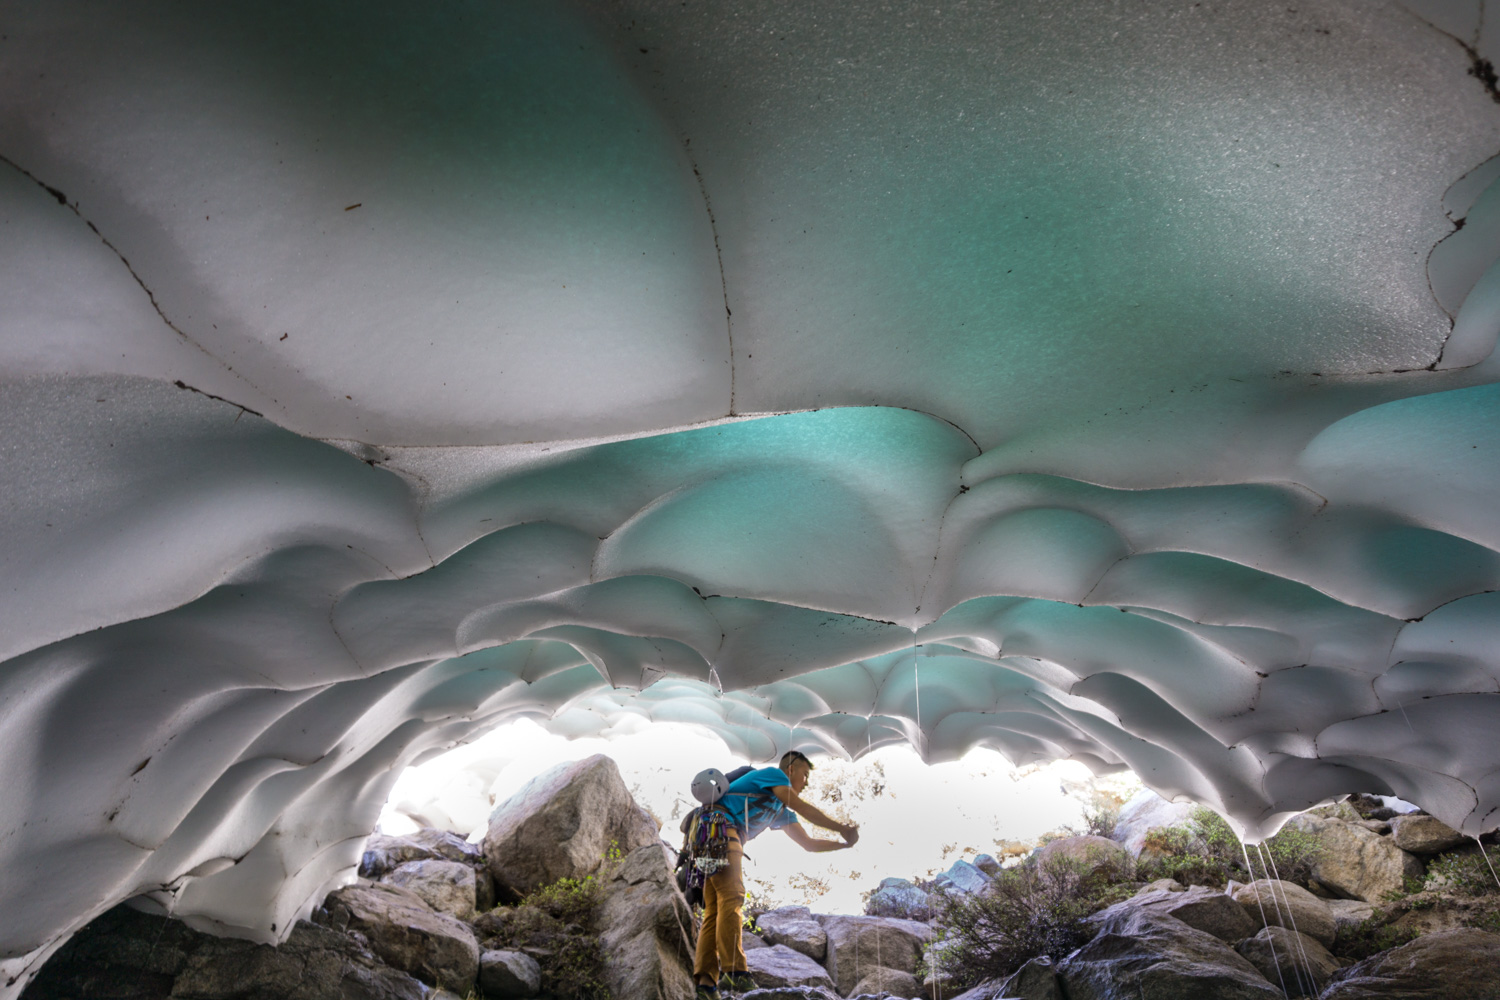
[{"x1": 840, "y1": 823, "x2": 860, "y2": 847}]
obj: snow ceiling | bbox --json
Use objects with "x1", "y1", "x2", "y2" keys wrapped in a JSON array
[{"x1": 4, "y1": 0, "x2": 1500, "y2": 987}]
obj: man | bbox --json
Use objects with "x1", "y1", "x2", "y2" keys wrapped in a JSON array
[{"x1": 693, "y1": 750, "x2": 860, "y2": 997}]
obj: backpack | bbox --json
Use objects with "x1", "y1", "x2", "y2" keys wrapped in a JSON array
[{"x1": 675, "y1": 765, "x2": 755, "y2": 906}]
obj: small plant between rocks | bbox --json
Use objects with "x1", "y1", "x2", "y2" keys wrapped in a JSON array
[
  {"x1": 1134, "y1": 806, "x2": 1322, "y2": 887},
  {"x1": 925, "y1": 850, "x2": 1135, "y2": 989}
]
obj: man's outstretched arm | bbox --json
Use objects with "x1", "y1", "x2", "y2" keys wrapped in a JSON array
[
  {"x1": 772, "y1": 786, "x2": 859, "y2": 845},
  {"x1": 782, "y1": 822, "x2": 853, "y2": 852}
]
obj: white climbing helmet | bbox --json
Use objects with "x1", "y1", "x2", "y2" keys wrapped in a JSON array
[{"x1": 691, "y1": 767, "x2": 730, "y2": 805}]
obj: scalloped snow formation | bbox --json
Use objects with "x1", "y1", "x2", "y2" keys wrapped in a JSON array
[{"x1": 3, "y1": 0, "x2": 1500, "y2": 993}]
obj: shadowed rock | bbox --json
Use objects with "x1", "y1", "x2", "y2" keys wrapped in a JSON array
[
  {"x1": 1320, "y1": 928, "x2": 1500, "y2": 999},
  {"x1": 757, "y1": 906, "x2": 828, "y2": 962},
  {"x1": 1234, "y1": 925, "x2": 1339, "y2": 997},
  {"x1": 318, "y1": 883, "x2": 479, "y2": 993},
  {"x1": 745, "y1": 945, "x2": 836, "y2": 992},
  {"x1": 1231, "y1": 879, "x2": 1336, "y2": 948},
  {"x1": 1059, "y1": 909, "x2": 1281, "y2": 1000}
]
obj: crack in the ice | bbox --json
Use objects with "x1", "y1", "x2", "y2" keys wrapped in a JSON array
[
  {"x1": 682, "y1": 139, "x2": 736, "y2": 416},
  {"x1": 0, "y1": 153, "x2": 270, "y2": 410}
]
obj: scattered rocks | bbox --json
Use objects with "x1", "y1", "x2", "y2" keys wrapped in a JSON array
[
  {"x1": 382, "y1": 859, "x2": 477, "y2": 922},
  {"x1": 593, "y1": 843, "x2": 696, "y2": 1000},
  {"x1": 478, "y1": 949, "x2": 541, "y2": 998},
  {"x1": 319, "y1": 882, "x2": 480, "y2": 993},
  {"x1": 481, "y1": 754, "x2": 659, "y2": 897},
  {"x1": 757, "y1": 906, "x2": 829, "y2": 962},
  {"x1": 1059, "y1": 909, "x2": 1282, "y2": 999},
  {"x1": 1235, "y1": 925, "x2": 1340, "y2": 997},
  {"x1": 1287, "y1": 815, "x2": 1423, "y2": 902},
  {"x1": 1320, "y1": 927, "x2": 1500, "y2": 998},
  {"x1": 864, "y1": 878, "x2": 933, "y2": 922},
  {"x1": 1325, "y1": 898, "x2": 1377, "y2": 935},
  {"x1": 933, "y1": 860, "x2": 992, "y2": 896},
  {"x1": 817, "y1": 915, "x2": 932, "y2": 997},
  {"x1": 25, "y1": 906, "x2": 429, "y2": 1000},
  {"x1": 745, "y1": 944, "x2": 837, "y2": 991},
  {"x1": 1390, "y1": 814, "x2": 1468, "y2": 855},
  {"x1": 849, "y1": 965, "x2": 921, "y2": 998},
  {"x1": 1034, "y1": 835, "x2": 1132, "y2": 876},
  {"x1": 738, "y1": 988, "x2": 840, "y2": 1000},
  {"x1": 1231, "y1": 879, "x2": 1337, "y2": 947}
]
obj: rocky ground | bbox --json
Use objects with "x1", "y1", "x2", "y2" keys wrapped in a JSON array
[{"x1": 19, "y1": 760, "x2": 1500, "y2": 1000}]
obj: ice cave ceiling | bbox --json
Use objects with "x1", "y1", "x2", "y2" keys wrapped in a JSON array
[{"x1": 4, "y1": 0, "x2": 1500, "y2": 989}]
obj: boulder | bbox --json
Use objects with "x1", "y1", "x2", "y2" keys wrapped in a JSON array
[
  {"x1": 1138, "y1": 878, "x2": 1186, "y2": 894},
  {"x1": 1111, "y1": 789, "x2": 1197, "y2": 856},
  {"x1": 27, "y1": 906, "x2": 429, "y2": 1000},
  {"x1": 972, "y1": 854, "x2": 1001, "y2": 876},
  {"x1": 319, "y1": 882, "x2": 480, "y2": 993},
  {"x1": 382, "y1": 859, "x2": 477, "y2": 922},
  {"x1": 1103, "y1": 885, "x2": 1256, "y2": 942},
  {"x1": 993, "y1": 955, "x2": 1065, "y2": 1000},
  {"x1": 744, "y1": 931, "x2": 769, "y2": 950},
  {"x1": 1390, "y1": 814, "x2": 1468, "y2": 854},
  {"x1": 1234, "y1": 926, "x2": 1340, "y2": 997},
  {"x1": 849, "y1": 965, "x2": 922, "y2": 998},
  {"x1": 864, "y1": 877, "x2": 933, "y2": 922},
  {"x1": 479, "y1": 949, "x2": 542, "y2": 998},
  {"x1": 737, "y1": 989, "x2": 840, "y2": 1000},
  {"x1": 1286, "y1": 815, "x2": 1423, "y2": 902},
  {"x1": 757, "y1": 906, "x2": 828, "y2": 962},
  {"x1": 745, "y1": 944, "x2": 837, "y2": 991},
  {"x1": 1034, "y1": 835, "x2": 1132, "y2": 876},
  {"x1": 1058, "y1": 908, "x2": 1282, "y2": 1000},
  {"x1": 593, "y1": 843, "x2": 696, "y2": 1000},
  {"x1": 1320, "y1": 928, "x2": 1500, "y2": 999},
  {"x1": 1325, "y1": 898, "x2": 1377, "y2": 936},
  {"x1": 482, "y1": 754, "x2": 660, "y2": 896},
  {"x1": 934, "y1": 859, "x2": 993, "y2": 895},
  {"x1": 1389, "y1": 903, "x2": 1467, "y2": 937},
  {"x1": 816, "y1": 914, "x2": 932, "y2": 998},
  {"x1": 1231, "y1": 879, "x2": 1336, "y2": 947}
]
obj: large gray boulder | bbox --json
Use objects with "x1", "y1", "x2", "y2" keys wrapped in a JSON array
[
  {"x1": 736, "y1": 989, "x2": 840, "y2": 1000},
  {"x1": 1285, "y1": 815, "x2": 1423, "y2": 902},
  {"x1": 1231, "y1": 879, "x2": 1336, "y2": 948},
  {"x1": 745, "y1": 944, "x2": 837, "y2": 991},
  {"x1": 381, "y1": 859, "x2": 477, "y2": 922},
  {"x1": 849, "y1": 965, "x2": 922, "y2": 998},
  {"x1": 864, "y1": 877, "x2": 933, "y2": 921},
  {"x1": 479, "y1": 949, "x2": 542, "y2": 998},
  {"x1": 482, "y1": 754, "x2": 660, "y2": 897},
  {"x1": 1320, "y1": 928, "x2": 1500, "y2": 999},
  {"x1": 757, "y1": 906, "x2": 828, "y2": 962},
  {"x1": 816, "y1": 914, "x2": 932, "y2": 998},
  {"x1": 1390, "y1": 814, "x2": 1468, "y2": 854},
  {"x1": 1111, "y1": 789, "x2": 1198, "y2": 856},
  {"x1": 1033, "y1": 835, "x2": 1132, "y2": 876},
  {"x1": 593, "y1": 843, "x2": 696, "y2": 1000},
  {"x1": 319, "y1": 882, "x2": 480, "y2": 993},
  {"x1": 1235, "y1": 926, "x2": 1340, "y2": 997},
  {"x1": 1110, "y1": 884, "x2": 1256, "y2": 943},
  {"x1": 1058, "y1": 908, "x2": 1281, "y2": 1000}
]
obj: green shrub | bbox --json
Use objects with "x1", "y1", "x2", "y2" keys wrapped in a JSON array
[
  {"x1": 1135, "y1": 808, "x2": 1323, "y2": 889},
  {"x1": 1081, "y1": 804, "x2": 1120, "y2": 839},
  {"x1": 484, "y1": 851, "x2": 624, "y2": 1000},
  {"x1": 1333, "y1": 915, "x2": 1419, "y2": 962},
  {"x1": 1425, "y1": 849, "x2": 1500, "y2": 897},
  {"x1": 928, "y1": 852, "x2": 1133, "y2": 989}
]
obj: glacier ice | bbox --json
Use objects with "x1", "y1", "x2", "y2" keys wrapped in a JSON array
[{"x1": 3, "y1": 0, "x2": 1500, "y2": 993}]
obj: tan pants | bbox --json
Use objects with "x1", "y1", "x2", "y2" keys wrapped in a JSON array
[{"x1": 693, "y1": 827, "x2": 746, "y2": 983}]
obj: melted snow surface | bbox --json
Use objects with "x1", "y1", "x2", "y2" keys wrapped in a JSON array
[{"x1": 3, "y1": 0, "x2": 1500, "y2": 993}]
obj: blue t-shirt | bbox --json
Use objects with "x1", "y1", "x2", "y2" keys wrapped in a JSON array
[{"x1": 718, "y1": 766, "x2": 801, "y2": 841}]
